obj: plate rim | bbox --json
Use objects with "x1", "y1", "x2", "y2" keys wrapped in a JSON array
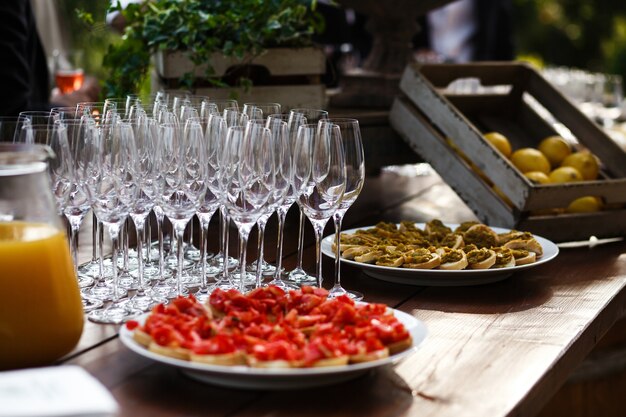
[
  {"x1": 321, "y1": 222, "x2": 559, "y2": 285},
  {"x1": 119, "y1": 308, "x2": 427, "y2": 380}
]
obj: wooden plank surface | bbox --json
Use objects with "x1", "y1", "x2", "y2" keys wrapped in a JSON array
[{"x1": 60, "y1": 167, "x2": 626, "y2": 417}]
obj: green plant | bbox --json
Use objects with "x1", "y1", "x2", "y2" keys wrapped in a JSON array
[{"x1": 103, "y1": 0, "x2": 324, "y2": 97}]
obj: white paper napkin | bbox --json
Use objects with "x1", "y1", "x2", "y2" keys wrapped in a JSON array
[{"x1": 0, "y1": 365, "x2": 118, "y2": 417}]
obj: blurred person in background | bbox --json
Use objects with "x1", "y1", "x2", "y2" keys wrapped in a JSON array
[
  {"x1": 0, "y1": 0, "x2": 99, "y2": 117},
  {"x1": 414, "y1": 0, "x2": 515, "y2": 63}
]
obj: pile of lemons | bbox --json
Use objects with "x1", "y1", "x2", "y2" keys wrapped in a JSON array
[{"x1": 483, "y1": 132, "x2": 602, "y2": 213}]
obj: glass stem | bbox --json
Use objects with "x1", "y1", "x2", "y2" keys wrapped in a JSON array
[
  {"x1": 69, "y1": 225, "x2": 79, "y2": 276},
  {"x1": 296, "y1": 206, "x2": 306, "y2": 269},
  {"x1": 238, "y1": 231, "x2": 249, "y2": 293},
  {"x1": 255, "y1": 221, "x2": 266, "y2": 288},
  {"x1": 145, "y1": 215, "x2": 152, "y2": 264},
  {"x1": 97, "y1": 219, "x2": 105, "y2": 281},
  {"x1": 122, "y1": 220, "x2": 130, "y2": 272},
  {"x1": 135, "y1": 222, "x2": 146, "y2": 293},
  {"x1": 90, "y1": 212, "x2": 97, "y2": 262},
  {"x1": 274, "y1": 208, "x2": 287, "y2": 281},
  {"x1": 109, "y1": 225, "x2": 121, "y2": 302},
  {"x1": 313, "y1": 226, "x2": 324, "y2": 288},
  {"x1": 155, "y1": 210, "x2": 165, "y2": 279},
  {"x1": 174, "y1": 221, "x2": 187, "y2": 297},
  {"x1": 333, "y1": 214, "x2": 343, "y2": 288},
  {"x1": 200, "y1": 217, "x2": 209, "y2": 291},
  {"x1": 221, "y1": 209, "x2": 230, "y2": 278}
]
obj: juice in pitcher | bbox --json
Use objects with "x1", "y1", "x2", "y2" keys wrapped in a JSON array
[{"x1": 0, "y1": 221, "x2": 84, "y2": 370}]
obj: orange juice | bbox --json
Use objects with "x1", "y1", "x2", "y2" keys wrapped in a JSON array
[{"x1": 0, "y1": 222, "x2": 84, "y2": 370}]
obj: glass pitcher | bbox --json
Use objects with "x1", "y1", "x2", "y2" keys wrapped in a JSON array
[{"x1": 0, "y1": 143, "x2": 84, "y2": 370}]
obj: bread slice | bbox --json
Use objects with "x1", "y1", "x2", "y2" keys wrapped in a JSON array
[
  {"x1": 311, "y1": 355, "x2": 350, "y2": 367},
  {"x1": 437, "y1": 248, "x2": 468, "y2": 270},
  {"x1": 354, "y1": 250, "x2": 384, "y2": 264},
  {"x1": 503, "y1": 237, "x2": 543, "y2": 256},
  {"x1": 133, "y1": 329, "x2": 152, "y2": 347},
  {"x1": 466, "y1": 248, "x2": 497, "y2": 269},
  {"x1": 492, "y1": 247, "x2": 516, "y2": 268},
  {"x1": 341, "y1": 245, "x2": 374, "y2": 260},
  {"x1": 402, "y1": 250, "x2": 441, "y2": 269},
  {"x1": 190, "y1": 351, "x2": 246, "y2": 366},
  {"x1": 511, "y1": 249, "x2": 536, "y2": 265},
  {"x1": 247, "y1": 358, "x2": 295, "y2": 368},
  {"x1": 148, "y1": 342, "x2": 190, "y2": 360},
  {"x1": 463, "y1": 224, "x2": 498, "y2": 248},
  {"x1": 387, "y1": 336, "x2": 413, "y2": 355},
  {"x1": 349, "y1": 347, "x2": 389, "y2": 364}
]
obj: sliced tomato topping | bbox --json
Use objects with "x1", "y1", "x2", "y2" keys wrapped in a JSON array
[
  {"x1": 130, "y1": 286, "x2": 410, "y2": 367},
  {"x1": 125, "y1": 320, "x2": 140, "y2": 330}
]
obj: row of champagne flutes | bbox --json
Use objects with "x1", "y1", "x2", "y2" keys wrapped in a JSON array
[{"x1": 13, "y1": 94, "x2": 365, "y2": 324}]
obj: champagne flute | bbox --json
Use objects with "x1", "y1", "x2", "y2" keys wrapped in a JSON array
[
  {"x1": 320, "y1": 119, "x2": 365, "y2": 300},
  {"x1": 298, "y1": 123, "x2": 346, "y2": 287},
  {"x1": 156, "y1": 121, "x2": 206, "y2": 297},
  {"x1": 242, "y1": 102, "x2": 282, "y2": 120},
  {"x1": 287, "y1": 109, "x2": 328, "y2": 283},
  {"x1": 193, "y1": 115, "x2": 226, "y2": 301},
  {"x1": 128, "y1": 115, "x2": 165, "y2": 310},
  {"x1": 263, "y1": 118, "x2": 299, "y2": 289},
  {"x1": 87, "y1": 121, "x2": 142, "y2": 324},
  {"x1": 221, "y1": 124, "x2": 275, "y2": 292},
  {"x1": 598, "y1": 74, "x2": 624, "y2": 129}
]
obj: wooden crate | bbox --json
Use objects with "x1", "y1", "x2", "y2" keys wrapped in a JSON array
[
  {"x1": 152, "y1": 47, "x2": 326, "y2": 110},
  {"x1": 389, "y1": 62, "x2": 626, "y2": 242}
]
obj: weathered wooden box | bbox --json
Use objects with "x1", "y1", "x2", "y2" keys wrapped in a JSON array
[
  {"x1": 152, "y1": 47, "x2": 326, "y2": 110},
  {"x1": 390, "y1": 62, "x2": 626, "y2": 242}
]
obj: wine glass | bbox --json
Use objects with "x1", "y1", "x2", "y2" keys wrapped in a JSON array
[
  {"x1": 242, "y1": 102, "x2": 282, "y2": 120},
  {"x1": 53, "y1": 49, "x2": 84, "y2": 94},
  {"x1": 287, "y1": 109, "x2": 328, "y2": 284},
  {"x1": 223, "y1": 108, "x2": 249, "y2": 128},
  {"x1": 598, "y1": 74, "x2": 624, "y2": 129},
  {"x1": 298, "y1": 123, "x2": 346, "y2": 288},
  {"x1": 320, "y1": 119, "x2": 365, "y2": 300},
  {"x1": 0, "y1": 116, "x2": 20, "y2": 142},
  {"x1": 263, "y1": 118, "x2": 299, "y2": 290},
  {"x1": 127, "y1": 115, "x2": 165, "y2": 310},
  {"x1": 75, "y1": 102, "x2": 115, "y2": 124},
  {"x1": 221, "y1": 124, "x2": 275, "y2": 292},
  {"x1": 55, "y1": 120, "x2": 98, "y2": 282},
  {"x1": 87, "y1": 120, "x2": 143, "y2": 324},
  {"x1": 207, "y1": 99, "x2": 239, "y2": 113},
  {"x1": 156, "y1": 121, "x2": 206, "y2": 297},
  {"x1": 193, "y1": 115, "x2": 226, "y2": 301}
]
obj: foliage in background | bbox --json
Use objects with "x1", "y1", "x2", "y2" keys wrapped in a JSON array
[
  {"x1": 58, "y1": 0, "x2": 118, "y2": 82},
  {"x1": 513, "y1": 0, "x2": 626, "y2": 78},
  {"x1": 103, "y1": 0, "x2": 323, "y2": 97},
  {"x1": 58, "y1": 0, "x2": 626, "y2": 96}
]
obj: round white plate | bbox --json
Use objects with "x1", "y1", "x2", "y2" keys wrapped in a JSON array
[
  {"x1": 322, "y1": 223, "x2": 559, "y2": 286},
  {"x1": 119, "y1": 309, "x2": 427, "y2": 390}
]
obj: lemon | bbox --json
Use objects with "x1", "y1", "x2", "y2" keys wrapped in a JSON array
[
  {"x1": 560, "y1": 152, "x2": 600, "y2": 180},
  {"x1": 566, "y1": 196, "x2": 602, "y2": 213},
  {"x1": 510, "y1": 148, "x2": 551, "y2": 174},
  {"x1": 484, "y1": 132, "x2": 512, "y2": 158},
  {"x1": 524, "y1": 171, "x2": 551, "y2": 185},
  {"x1": 538, "y1": 136, "x2": 572, "y2": 167},
  {"x1": 548, "y1": 166, "x2": 583, "y2": 183}
]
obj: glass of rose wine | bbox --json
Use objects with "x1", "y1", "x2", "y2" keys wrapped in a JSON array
[{"x1": 53, "y1": 49, "x2": 85, "y2": 94}]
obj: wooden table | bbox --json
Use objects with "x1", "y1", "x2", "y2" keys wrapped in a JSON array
[{"x1": 62, "y1": 166, "x2": 626, "y2": 417}]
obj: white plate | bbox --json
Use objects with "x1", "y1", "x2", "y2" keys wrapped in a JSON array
[
  {"x1": 119, "y1": 309, "x2": 427, "y2": 390},
  {"x1": 322, "y1": 223, "x2": 559, "y2": 286}
]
